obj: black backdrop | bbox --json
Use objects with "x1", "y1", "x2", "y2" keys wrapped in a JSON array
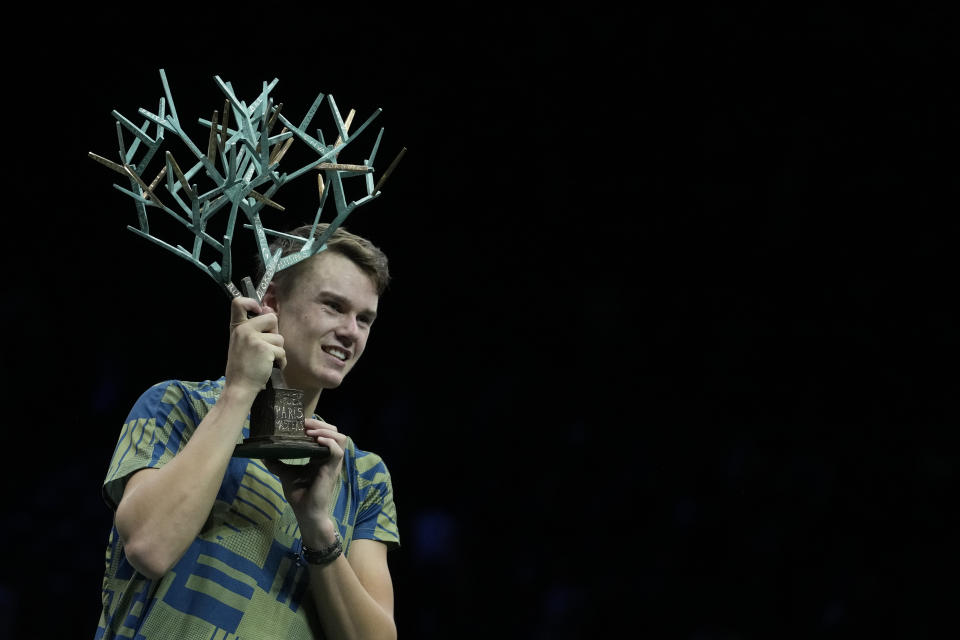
[{"x1": 2, "y1": 6, "x2": 957, "y2": 638}]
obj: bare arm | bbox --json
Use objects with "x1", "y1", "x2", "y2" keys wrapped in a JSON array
[
  {"x1": 266, "y1": 421, "x2": 397, "y2": 640},
  {"x1": 114, "y1": 296, "x2": 285, "y2": 579},
  {"x1": 308, "y1": 537, "x2": 396, "y2": 640}
]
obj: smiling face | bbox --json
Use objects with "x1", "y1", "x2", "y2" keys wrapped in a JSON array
[{"x1": 265, "y1": 250, "x2": 379, "y2": 393}]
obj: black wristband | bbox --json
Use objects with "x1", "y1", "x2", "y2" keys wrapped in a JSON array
[{"x1": 301, "y1": 530, "x2": 343, "y2": 566}]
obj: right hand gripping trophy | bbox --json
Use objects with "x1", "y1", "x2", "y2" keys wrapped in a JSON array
[{"x1": 90, "y1": 69, "x2": 405, "y2": 459}]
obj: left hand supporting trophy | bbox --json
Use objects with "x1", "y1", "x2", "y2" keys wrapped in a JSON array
[{"x1": 89, "y1": 69, "x2": 404, "y2": 459}]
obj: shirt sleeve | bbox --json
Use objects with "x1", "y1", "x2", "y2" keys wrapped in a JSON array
[
  {"x1": 352, "y1": 452, "x2": 401, "y2": 550},
  {"x1": 101, "y1": 380, "x2": 204, "y2": 511}
]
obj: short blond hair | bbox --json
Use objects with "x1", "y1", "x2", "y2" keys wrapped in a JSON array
[{"x1": 262, "y1": 224, "x2": 390, "y2": 297}]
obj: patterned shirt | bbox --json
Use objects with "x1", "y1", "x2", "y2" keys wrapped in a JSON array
[{"x1": 95, "y1": 378, "x2": 400, "y2": 639}]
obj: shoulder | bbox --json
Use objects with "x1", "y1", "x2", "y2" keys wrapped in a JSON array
[
  {"x1": 131, "y1": 378, "x2": 222, "y2": 402},
  {"x1": 342, "y1": 440, "x2": 401, "y2": 546},
  {"x1": 345, "y1": 441, "x2": 396, "y2": 504},
  {"x1": 343, "y1": 439, "x2": 392, "y2": 476},
  {"x1": 309, "y1": 416, "x2": 391, "y2": 476},
  {"x1": 127, "y1": 378, "x2": 225, "y2": 419}
]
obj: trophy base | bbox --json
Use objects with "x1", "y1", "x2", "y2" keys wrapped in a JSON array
[{"x1": 233, "y1": 436, "x2": 331, "y2": 460}]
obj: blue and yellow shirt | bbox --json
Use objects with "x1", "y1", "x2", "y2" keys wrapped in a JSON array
[{"x1": 95, "y1": 378, "x2": 400, "y2": 639}]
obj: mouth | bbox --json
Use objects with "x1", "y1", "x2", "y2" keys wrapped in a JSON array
[{"x1": 321, "y1": 345, "x2": 351, "y2": 362}]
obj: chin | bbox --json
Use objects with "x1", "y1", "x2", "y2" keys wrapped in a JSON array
[
  {"x1": 316, "y1": 370, "x2": 348, "y2": 389},
  {"x1": 319, "y1": 378, "x2": 344, "y2": 390}
]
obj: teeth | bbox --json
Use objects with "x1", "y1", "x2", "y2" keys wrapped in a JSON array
[{"x1": 324, "y1": 346, "x2": 348, "y2": 361}]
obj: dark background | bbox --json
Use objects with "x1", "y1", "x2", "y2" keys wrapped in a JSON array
[{"x1": 2, "y1": 5, "x2": 957, "y2": 638}]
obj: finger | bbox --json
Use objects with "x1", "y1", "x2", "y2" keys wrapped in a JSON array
[
  {"x1": 240, "y1": 338, "x2": 284, "y2": 370},
  {"x1": 304, "y1": 417, "x2": 336, "y2": 431},
  {"x1": 241, "y1": 312, "x2": 279, "y2": 334},
  {"x1": 318, "y1": 437, "x2": 345, "y2": 463},
  {"x1": 308, "y1": 430, "x2": 347, "y2": 456},
  {"x1": 306, "y1": 432, "x2": 347, "y2": 450},
  {"x1": 230, "y1": 296, "x2": 261, "y2": 325},
  {"x1": 304, "y1": 423, "x2": 346, "y2": 445},
  {"x1": 231, "y1": 320, "x2": 283, "y2": 359},
  {"x1": 258, "y1": 333, "x2": 284, "y2": 348},
  {"x1": 305, "y1": 423, "x2": 345, "y2": 440}
]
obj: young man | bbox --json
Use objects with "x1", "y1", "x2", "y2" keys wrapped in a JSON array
[{"x1": 95, "y1": 224, "x2": 400, "y2": 639}]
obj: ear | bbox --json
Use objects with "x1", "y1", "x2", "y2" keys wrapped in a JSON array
[{"x1": 262, "y1": 282, "x2": 280, "y2": 314}]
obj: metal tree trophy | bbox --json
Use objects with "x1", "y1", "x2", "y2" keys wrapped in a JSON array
[{"x1": 89, "y1": 69, "x2": 404, "y2": 459}]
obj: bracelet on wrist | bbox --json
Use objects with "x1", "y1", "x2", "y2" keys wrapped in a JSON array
[{"x1": 301, "y1": 529, "x2": 343, "y2": 566}]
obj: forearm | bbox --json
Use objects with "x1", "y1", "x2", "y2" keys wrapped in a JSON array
[
  {"x1": 299, "y1": 518, "x2": 395, "y2": 640},
  {"x1": 268, "y1": 420, "x2": 397, "y2": 638},
  {"x1": 115, "y1": 384, "x2": 257, "y2": 578},
  {"x1": 308, "y1": 555, "x2": 397, "y2": 640}
]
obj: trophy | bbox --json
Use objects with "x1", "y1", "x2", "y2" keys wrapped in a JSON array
[{"x1": 89, "y1": 69, "x2": 404, "y2": 459}]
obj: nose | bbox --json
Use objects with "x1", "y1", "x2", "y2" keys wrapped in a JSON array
[{"x1": 335, "y1": 313, "x2": 362, "y2": 343}]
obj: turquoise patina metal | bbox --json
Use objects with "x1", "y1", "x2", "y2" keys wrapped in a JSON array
[{"x1": 89, "y1": 68, "x2": 404, "y2": 301}]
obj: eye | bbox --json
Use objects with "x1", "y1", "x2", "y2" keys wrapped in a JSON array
[{"x1": 322, "y1": 299, "x2": 343, "y2": 313}]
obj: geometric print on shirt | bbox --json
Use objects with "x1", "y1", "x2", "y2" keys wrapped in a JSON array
[{"x1": 95, "y1": 378, "x2": 399, "y2": 639}]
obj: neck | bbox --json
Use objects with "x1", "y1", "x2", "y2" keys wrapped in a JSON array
[{"x1": 303, "y1": 387, "x2": 322, "y2": 419}]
